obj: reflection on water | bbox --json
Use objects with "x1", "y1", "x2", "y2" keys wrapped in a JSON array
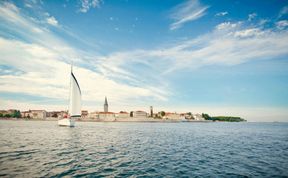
[{"x1": 0, "y1": 120, "x2": 287, "y2": 177}]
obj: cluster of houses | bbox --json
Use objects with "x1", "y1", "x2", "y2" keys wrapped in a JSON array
[
  {"x1": 0, "y1": 109, "x2": 205, "y2": 121},
  {"x1": 0, "y1": 98, "x2": 205, "y2": 121}
]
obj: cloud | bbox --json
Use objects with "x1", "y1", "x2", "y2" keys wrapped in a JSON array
[
  {"x1": 278, "y1": 6, "x2": 288, "y2": 18},
  {"x1": 276, "y1": 20, "x2": 288, "y2": 30},
  {"x1": 169, "y1": 0, "x2": 209, "y2": 30},
  {"x1": 0, "y1": 2, "x2": 169, "y2": 110},
  {"x1": 99, "y1": 20, "x2": 288, "y2": 75},
  {"x1": 248, "y1": 13, "x2": 257, "y2": 21},
  {"x1": 234, "y1": 28, "x2": 266, "y2": 38},
  {"x1": 46, "y1": 16, "x2": 58, "y2": 26},
  {"x1": 1, "y1": 2, "x2": 288, "y2": 114},
  {"x1": 79, "y1": 0, "x2": 102, "y2": 13},
  {"x1": 215, "y1": 22, "x2": 240, "y2": 30},
  {"x1": 215, "y1": 11, "x2": 228, "y2": 17}
]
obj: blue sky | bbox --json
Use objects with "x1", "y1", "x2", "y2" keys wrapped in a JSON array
[{"x1": 0, "y1": 0, "x2": 288, "y2": 121}]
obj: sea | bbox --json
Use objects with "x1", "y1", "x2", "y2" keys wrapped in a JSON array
[{"x1": 0, "y1": 120, "x2": 287, "y2": 177}]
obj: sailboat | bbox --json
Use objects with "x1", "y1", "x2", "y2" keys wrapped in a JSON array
[{"x1": 58, "y1": 66, "x2": 81, "y2": 127}]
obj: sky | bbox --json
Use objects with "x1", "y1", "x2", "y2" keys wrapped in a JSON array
[{"x1": 0, "y1": 0, "x2": 288, "y2": 122}]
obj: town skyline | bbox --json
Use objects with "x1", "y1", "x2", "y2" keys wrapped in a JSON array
[{"x1": 0, "y1": 0, "x2": 288, "y2": 122}]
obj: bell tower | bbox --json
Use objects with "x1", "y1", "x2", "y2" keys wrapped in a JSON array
[{"x1": 104, "y1": 97, "x2": 108, "y2": 112}]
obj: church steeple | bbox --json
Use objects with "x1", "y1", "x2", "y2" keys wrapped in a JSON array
[{"x1": 104, "y1": 96, "x2": 108, "y2": 112}]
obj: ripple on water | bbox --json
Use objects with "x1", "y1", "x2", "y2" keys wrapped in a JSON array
[{"x1": 0, "y1": 121, "x2": 288, "y2": 177}]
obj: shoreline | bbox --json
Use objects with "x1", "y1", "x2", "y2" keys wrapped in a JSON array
[{"x1": 0, "y1": 118, "x2": 213, "y2": 123}]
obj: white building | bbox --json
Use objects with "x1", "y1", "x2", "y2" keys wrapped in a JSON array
[
  {"x1": 88, "y1": 111, "x2": 99, "y2": 119},
  {"x1": 98, "y1": 112, "x2": 115, "y2": 120},
  {"x1": 133, "y1": 111, "x2": 147, "y2": 118},
  {"x1": 163, "y1": 112, "x2": 181, "y2": 120},
  {"x1": 116, "y1": 111, "x2": 129, "y2": 118},
  {"x1": 193, "y1": 113, "x2": 205, "y2": 121},
  {"x1": 29, "y1": 110, "x2": 46, "y2": 119}
]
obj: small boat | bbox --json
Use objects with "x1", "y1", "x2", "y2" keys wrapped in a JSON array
[{"x1": 58, "y1": 65, "x2": 81, "y2": 127}]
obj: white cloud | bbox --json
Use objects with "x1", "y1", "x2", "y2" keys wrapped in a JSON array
[
  {"x1": 234, "y1": 28, "x2": 265, "y2": 38},
  {"x1": 278, "y1": 6, "x2": 288, "y2": 18},
  {"x1": 215, "y1": 11, "x2": 228, "y2": 17},
  {"x1": 1, "y1": 2, "x2": 288, "y2": 118},
  {"x1": 79, "y1": 0, "x2": 102, "y2": 13},
  {"x1": 276, "y1": 20, "x2": 288, "y2": 30},
  {"x1": 0, "y1": 2, "x2": 169, "y2": 110},
  {"x1": 248, "y1": 13, "x2": 257, "y2": 21},
  {"x1": 169, "y1": 0, "x2": 209, "y2": 30},
  {"x1": 46, "y1": 16, "x2": 58, "y2": 26},
  {"x1": 0, "y1": 37, "x2": 168, "y2": 107},
  {"x1": 100, "y1": 20, "x2": 288, "y2": 75},
  {"x1": 215, "y1": 22, "x2": 240, "y2": 30}
]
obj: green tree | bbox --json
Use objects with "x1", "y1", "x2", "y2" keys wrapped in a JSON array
[
  {"x1": 202, "y1": 113, "x2": 212, "y2": 120},
  {"x1": 4, "y1": 114, "x2": 11, "y2": 118},
  {"x1": 160, "y1": 111, "x2": 165, "y2": 117},
  {"x1": 0, "y1": 113, "x2": 3, "y2": 117},
  {"x1": 11, "y1": 110, "x2": 21, "y2": 118},
  {"x1": 130, "y1": 111, "x2": 133, "y2": 117}
]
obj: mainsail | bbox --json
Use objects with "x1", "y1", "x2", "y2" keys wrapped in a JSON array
[{"x1": 69, "y1": 70, "x2": 81, "y2": 117}]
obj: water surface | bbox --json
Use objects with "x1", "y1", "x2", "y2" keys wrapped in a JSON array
[{"x1": 0, "y1": 120, "x2": 287, "y2": 177}]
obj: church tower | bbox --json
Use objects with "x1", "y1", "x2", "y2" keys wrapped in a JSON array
[{"x1": 104, "y1": 96, "x2": 108, "y2": 112}]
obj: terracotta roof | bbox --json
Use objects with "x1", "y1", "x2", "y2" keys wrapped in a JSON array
[
  {"x1": 99, "y1": 112, "x2": 115, "y2": 114},
  {"x1": 135, "y1": 110, "x2": 146, "y2": 113},
  {"x1": 119, "y1": 111, "x2": 128, "y2": 114}
]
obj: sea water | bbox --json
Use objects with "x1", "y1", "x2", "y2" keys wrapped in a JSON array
[{"x1": 0, "y1": 120, "x2": 287, "y2": 177}]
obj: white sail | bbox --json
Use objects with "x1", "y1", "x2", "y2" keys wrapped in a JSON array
[
  {"x1": 69, "y1": 71, "x2": 81, "y2": 117},
  {"x1": 58, "y1": 67, "x2": 81, "y2": 127}
]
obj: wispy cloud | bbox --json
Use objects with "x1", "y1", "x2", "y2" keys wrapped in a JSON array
[
  {"x1": 276, "y1": 20, "x2": 288, "y2": 30},
  {"x1": 278, "y1": 6, "x2": 288, "y2": 18},
  {"x1": 0, "y1": 2, "x2": 169, "y2": 110},
  {"x1": 1, "y1": 1, "x2": 288, "y2": 113},
  {"x1": 248, "y1": 13, "x2": 257, "y2": 21},
  {"x1": 46, "y1": 16, "x2": 58, "y2": 26},
  {"x1": 215, "y1": 11, "x2": 228, "y2": 17},
  {"x1": 79, "y1": 0, "x2": 102, "y2": 13},
  {"x1": 169, "y1": 0, "x2": 209, "y2": 30},
  {"x1": 100, "y1": 20, "x2": 288, "y2": 75}
]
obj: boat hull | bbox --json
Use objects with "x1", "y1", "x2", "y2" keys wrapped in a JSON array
[{"x1": 58, "y1": 118, "x2": 75, "y2": 127}]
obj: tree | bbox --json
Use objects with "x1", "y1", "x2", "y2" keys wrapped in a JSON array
[
  {"x1": 11, "y1": 110, "x2": 21, "y2": 118},
  {"x1": 160, "y1": 111, "x2": 165, "y2": 117},
  {"x1": 202, "y1": 113, "x2": 212, "y2": 120},
  {"x1": 130, "y1": 111, "x2": 133, "y2": 117},
  {"x1": 4, "y1": 114, "x2": 11, "y2": 118},
  {"x1": 0, "y1": 113, "x2": 3, "y2": 117}
]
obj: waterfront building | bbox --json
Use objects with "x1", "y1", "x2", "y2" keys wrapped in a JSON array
[
  {"x1": 193, "y1": 113, "x2": 205, "y2": 121},
  {"x1": 46, "y1": 111, "x2": 68, "y2": 118},
  {"x1": 88, "y1": 111, "x2": 115, "y2": 120},
  {"x1": 163, "y1": 112, "x2": 181, "y2": 120},
  {"x1": 98, "y1": 112, "x2": 115, "y2": 120},
  {"x1": 81, "y1": 110, "x2": 89, "y2": 119},
  {"x1": 20, "y1": 111, "x2": 30, "y2": 118},
  {"x1": 88, "y1": 111, "x2": 99, "y2": 119},
  {"x1": 104, "y1": 97, "x2": 108, "y2": 112},
  {"x1": 29, "y1": 110, "x2": 46, "y2": 119},
  {"x1": 133, "y1": 110, "x2": 147, "y2": 118},
  {"x1": 116, "y1": 111, "x2": 129, "y2": 118}
]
